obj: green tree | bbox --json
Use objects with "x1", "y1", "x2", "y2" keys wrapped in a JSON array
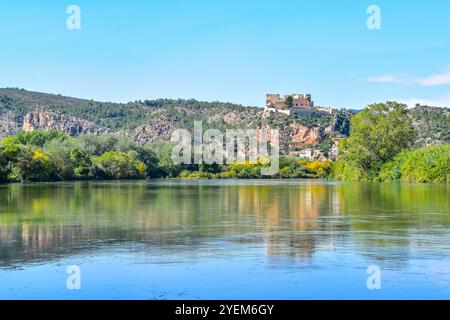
[
  {"x1": 127, "y1": 145, "x2": 159, "y2": 177},
  {"x1": 285, "y1": 96, "x2": 293, "y2": 109},
  {"x1": 92, "y1": 151, "x2": 147, "y2": 179},
  {"x1": 43, "y1": 138, "x2": 78, "y2": 180},
  {"x1": 148, "y1": 142, "x2": 193, "y2": 177},
  {"x1": 0, "y1": 139, "x2": 21, "y2": 181},
  {"x1": 0, "y1": 151, "x2": 7, "y2": 181},
  {"x1": 70, "y1": 148, "x2": 92, "y2": 179},
  {"x1": 13, "y1": 147, "x2": 53, "y2": 181},
  {"x1": 10, "y1": 130, "x2": 67, "y2": 147},
  {"x1": 336, "y1": 102, "x2": 415, "y2": 180}
]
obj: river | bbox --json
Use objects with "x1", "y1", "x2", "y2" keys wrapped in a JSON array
[{"x1": 0, "y1": 180, "x2": 449, "y2": 299}]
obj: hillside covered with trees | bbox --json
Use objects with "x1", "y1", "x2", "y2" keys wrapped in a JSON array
[
  {"x1": 0, "y1": 89, "x2": 449, "y2": 183},
  {"x1": 0, "y1": 88, "x2": 357, "y2": 157}
]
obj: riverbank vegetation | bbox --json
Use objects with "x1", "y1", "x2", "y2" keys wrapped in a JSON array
[
  {"x1": 177, "y1": 159, "x2": 332, "y2": 179},
  {"x1": 0, "y1": 131, "x2": 156, "y2": 182},
  {"x1": 334, "y1": 102, "x2": 449, "y2": 183},
  {"x1": 0, "y1": 131, "x2": 332, "y2": 182},
  {"x1": 378, "y1": 143, "x2": 449, "y2": 183}
]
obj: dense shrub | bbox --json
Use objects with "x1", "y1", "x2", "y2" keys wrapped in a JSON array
[
  {"x1": 378, "y1": 144, "x2": 450, "y2": 183},
  {"x1": 174, "y1": 157, "x2": 327, "y2": 180},
  {"x1": 92, "y1": 151, "x2": 147, "y2": 179},
  {"x1": 8, "y1": 130, "x2": 67, "y2": 147},
  {"x1": 0, "y1": 132, "x2": 158, "y2": 182},
  {"x1": 0, "y1": 139, "x2": 20, "y2": 181},
  {"x1": 304, "y1": 160, "x2": 332, "y2": 178},
  {"x1": 13, "y1": 148, "x2": 53, "y2": 181}
]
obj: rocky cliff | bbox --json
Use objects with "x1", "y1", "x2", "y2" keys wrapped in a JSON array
[
  {"x1": 21, "y1": 111, "x2": 108, "y2": 136},
  {"x1": 0, "y1": 111, "x2": 21, "y2": 138},
  {"x1": 290, "y1": 123, "x2": 321, "y2": 146}
]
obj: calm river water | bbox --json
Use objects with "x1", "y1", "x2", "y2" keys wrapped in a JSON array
[{"x1": 0, "y1": 180, "x2": 449, "y2": 299}]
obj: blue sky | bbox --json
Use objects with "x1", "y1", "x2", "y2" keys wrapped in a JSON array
[{"x1": 1, "y1": 0, "x2": 449, "y2": 108}]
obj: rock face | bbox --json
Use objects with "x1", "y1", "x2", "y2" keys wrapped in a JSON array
[
  {"x1": 223, "y1": 112, "x2": 238, "y2": 125},
  {"x1": 0, "y1": 111, "x2": 22, "y2": 138},
  {"x1": 121, "y1": 114, "x2": 180, "y2": 144},
  {"x1": 21, "y1": 111, "x2": 108, "y2": 136},
  {"x1": 409, "y1": 106, "x2": 450, "y2": 147},
  {"x1": 289, "y1": 123, "x2": 321, "y2": 147},
  {"x1": 0, "y1": 111, "x2": 20, "y2": 139}
]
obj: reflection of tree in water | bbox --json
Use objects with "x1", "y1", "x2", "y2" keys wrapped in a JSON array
[
  {"x1": 335, "y1": 182, "x2": 450, "y2": 268},
  {"x1": 0, "y1": 181, "x2": 448, "y2": 269}
]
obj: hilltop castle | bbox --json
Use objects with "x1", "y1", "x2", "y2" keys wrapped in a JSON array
[
  {"x1": 264, "y1": 93, "x2": 333, "y2": 115},
  {"x1": 266, "y1": 93, "x2": 314, "y2": 110}
]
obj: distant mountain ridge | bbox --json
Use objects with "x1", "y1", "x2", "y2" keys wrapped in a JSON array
[{"x1": 1, "y1": 88, "x2": 448, "y2": 158}]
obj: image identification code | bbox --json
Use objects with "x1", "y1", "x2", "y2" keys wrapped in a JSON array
[{"x1": 175, "y1": 304, "x2": 275, "y2": 317}]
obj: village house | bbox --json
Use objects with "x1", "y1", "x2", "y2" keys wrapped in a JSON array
[{"x1": 293, "y1": 148, "x2": 314, "y2": 160}]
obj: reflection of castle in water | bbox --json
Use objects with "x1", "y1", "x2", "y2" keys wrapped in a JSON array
[
  {"x1": 2, "y1": 181, "x2": 445, "y2": 268},
  {"x1": 233, "y1": 184, "x2": 343, "y2": 261},
  {"x1": 0, "y1": 182, "x2": 342, "y2": 267}
]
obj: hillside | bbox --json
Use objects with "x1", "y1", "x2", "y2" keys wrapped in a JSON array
[
  {"x1": 408, "y1": 106, "x2": 450, "y2": 146},
  {"x1": 1, "y1": 88, "x2": 448, "y2": 158}
]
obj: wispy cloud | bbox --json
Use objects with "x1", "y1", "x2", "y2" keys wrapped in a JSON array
[
  {"x1": 420, "y1": 67, "x2": 450, "y2": 86},
  {"x1": 366, "y1": 74, "x2": 411, "y2": 84},
  {"x1": 366, "y1": 66, "x2": 450, "y2": 86},
  {"x1": 399, "y1": 93, "x2": 450, "y2": 108}
]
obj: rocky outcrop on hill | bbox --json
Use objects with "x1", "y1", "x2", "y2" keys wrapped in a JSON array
[
  {"x1": 0, "y1": 111, "x2": 22, "y2": 138},
  {"x1": 22, "y1": 111, "x2": 108, "y2": 136},
  {"x1": 409, "y1": 106, "x2": 450, "y2": 146},
  {"x1": 289, "y1": 123, "x2": 321, "y2": 146},
  {"x1": 0, "y1": 109, "x2": 108, "y2": 138},
  {"x1": 121, "y1": 114, "x2": 180, "y2": 144}
]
